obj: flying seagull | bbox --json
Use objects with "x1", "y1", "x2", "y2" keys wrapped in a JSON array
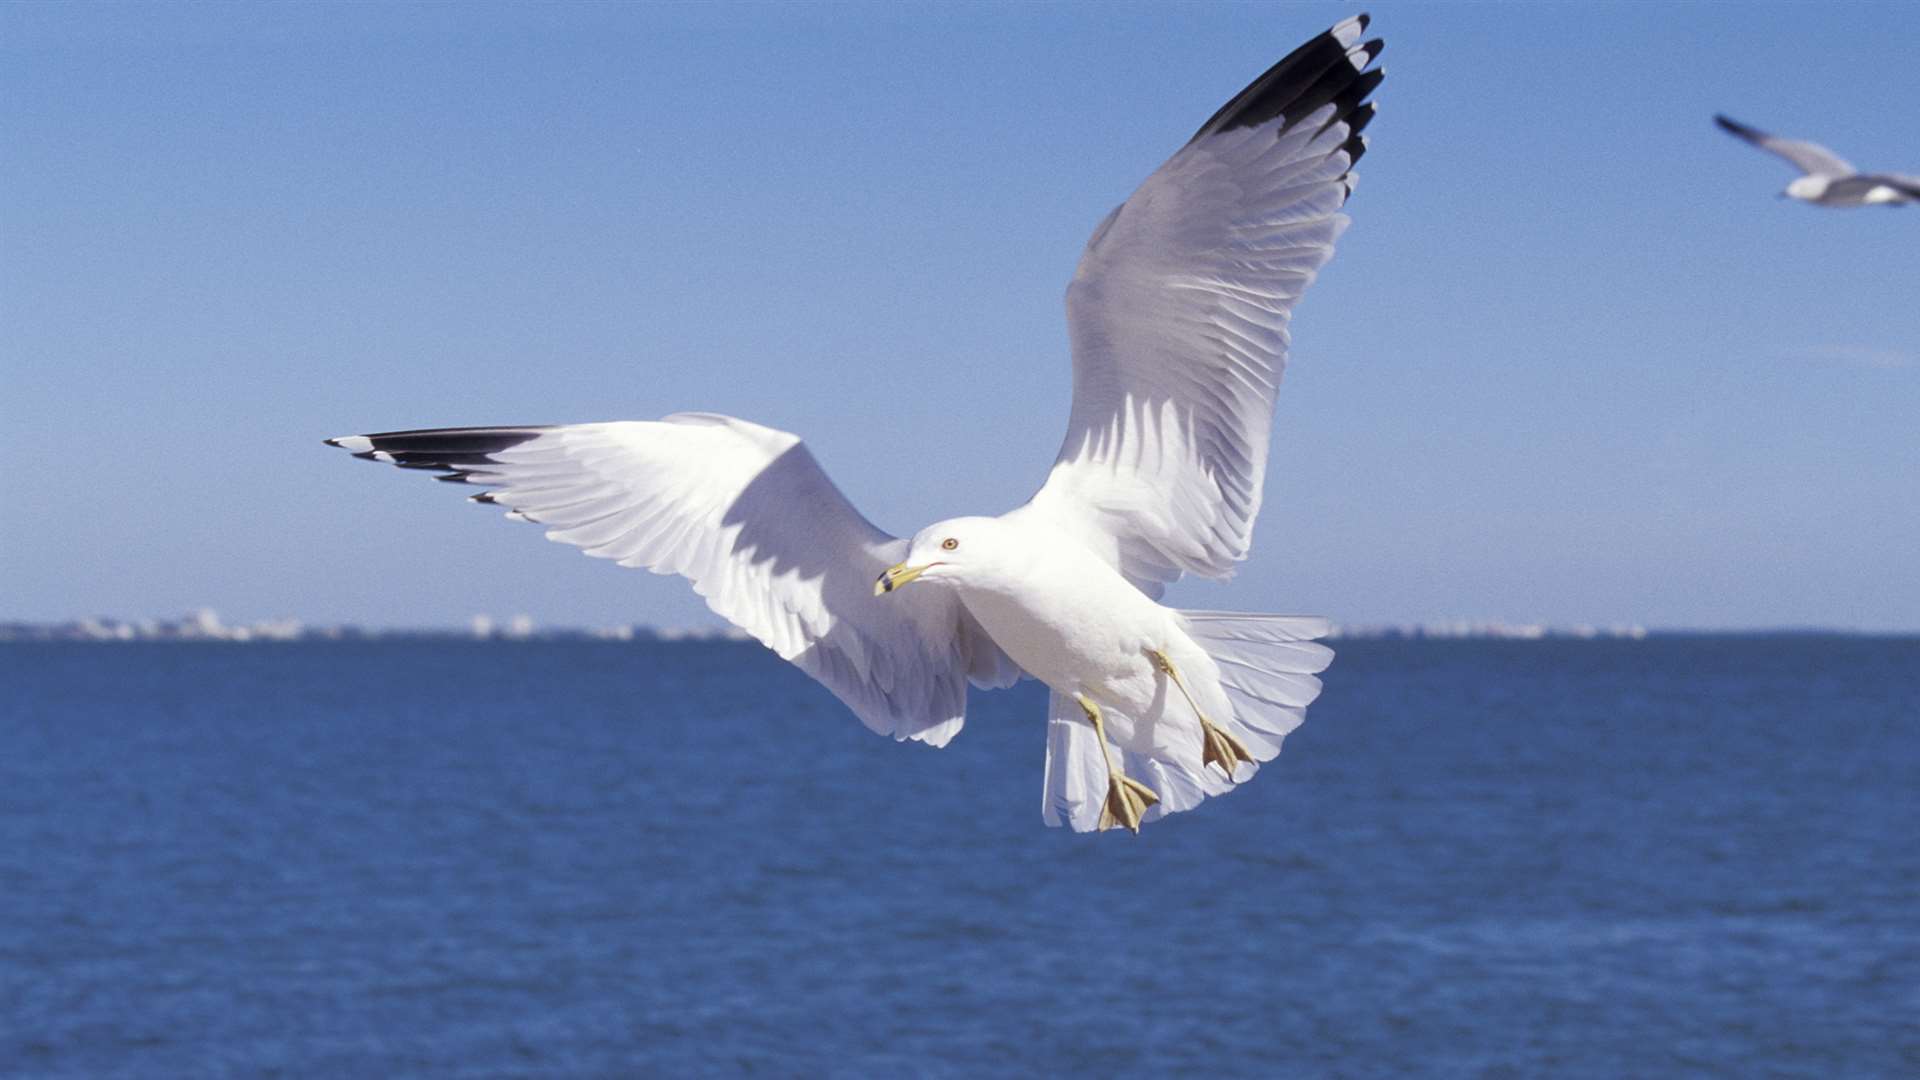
[
  {"x1": 1714, "y1": 114, "x2": 1920, "y2": 207},
  {"x1": 328, "y1": 16, "x2": 1382, "y2": 833}
]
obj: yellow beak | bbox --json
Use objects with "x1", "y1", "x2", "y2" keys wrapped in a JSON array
[{"x1": 874, "y1": 561, "x2": 929, "y2": 596}]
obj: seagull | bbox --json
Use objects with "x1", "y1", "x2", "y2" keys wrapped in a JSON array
[
  {"x1": 327, "y1": 15, "x2": 1382, "y2": 833},
  {"x1": 1714, "y1": 114, "x2": 1920, "y2": 207}
]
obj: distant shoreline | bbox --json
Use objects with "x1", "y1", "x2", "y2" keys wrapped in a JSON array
[{"x1": 3, "y1": 612, "x2": 1912, "y2": 645}]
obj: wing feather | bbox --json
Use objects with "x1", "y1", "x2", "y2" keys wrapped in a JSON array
[
  {"x1": 1713, "y1": 114, "x2": 1856, "y2": 177},
  {"x1": 1018, "y1": 16, "x2": 1382, "y2": 593},
  {"x1": 327, "y1": 415, "x2": 1021, "y2": 744}
]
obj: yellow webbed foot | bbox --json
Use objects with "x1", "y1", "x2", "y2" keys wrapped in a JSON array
[
  {"x1": 1076, "y1": 691, "x2": 1160, "y2": 834},
  {"x1": 1200, "y1": 717, "x2": 1256, "y2": 780},
  {"x1": 1098, "y1": 772, "x2": 1160, "y2": 834},
  {"x1": 1153, "y1": 648, "x2": 1254, "y2": 782}
]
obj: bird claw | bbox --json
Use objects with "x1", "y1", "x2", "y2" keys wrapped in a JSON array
[
  {"x1": 1098, "y1": 772, "x2": 1160, "y2": 833},
  {"x1": 1201, "y1": 718, "x2": 1255, "y2": 781},
  {"x1": 1153, "y1": 648, "x2": 1251, "y2": 781}
]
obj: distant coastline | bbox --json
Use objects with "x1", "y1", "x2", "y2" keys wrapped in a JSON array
[
  {"x1": 9, "y1": 611, "x2": 1915, "y2": 643},
  {"x1": 0, "y1": 609, "x2": 752, "y2": 644},
  {"x1": 0, "y1": 609, "x2": 1746, "y2": 644}
]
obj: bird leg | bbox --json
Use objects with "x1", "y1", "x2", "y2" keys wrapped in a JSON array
[
  {"x1": 1151, "y1": 649, "x2": 1254, "y2": 781},
  {"x1": 1075, "y1": 693, "x2": 1158, "y2": 833}
]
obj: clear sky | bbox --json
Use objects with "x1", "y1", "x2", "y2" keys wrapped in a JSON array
[{"x1": 4, "y1": 2, "x2": 1917, "y2": 632}]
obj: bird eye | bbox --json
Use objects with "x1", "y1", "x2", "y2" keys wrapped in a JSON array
[{"x1": 941, "y1": 538, "x2": 959, "y2": 551}]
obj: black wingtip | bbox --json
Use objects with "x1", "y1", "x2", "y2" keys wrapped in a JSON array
[
  {"x1": 329, "y1": 425, "x2": 554, "y2": 472},
  {"x1": 1319, "y1": 66, "x2": 1385, "y2": 135},
  {"x1": 1189, "y1": 16, "x2": 1384, "y2": 145},
  {"x1": 1346, "y1": 102, "x2": 1378, "y2": 139},
  {"x1": 1340, "y1": 132, "x2": 1368, "y2": 168}
]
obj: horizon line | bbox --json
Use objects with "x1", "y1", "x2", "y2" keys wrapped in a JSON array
[{"x1": 3, "y1": 611, "x2": 1917, "y2": 641}]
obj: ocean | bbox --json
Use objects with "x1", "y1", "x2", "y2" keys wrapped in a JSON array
[{"x1": 2, "y1": 637, "x2": 1915, "y2": 1077}]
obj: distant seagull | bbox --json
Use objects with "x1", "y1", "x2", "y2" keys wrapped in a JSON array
[
  {"x1": 328, "y1": 17, "x2": 1383, "y2": 833},
  {"x1": 1714, "y1": 114, "x2": 1920, "y2": 207}
]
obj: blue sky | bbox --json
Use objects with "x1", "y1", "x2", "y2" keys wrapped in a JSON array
[{"x1": 4, "y1": 2, "x2": 1917, "y2": 631}]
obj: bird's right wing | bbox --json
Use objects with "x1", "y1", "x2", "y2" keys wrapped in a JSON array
[
  {"x1": 326, "y1": 415, "x2": 1019, "y2": 745},
  {"x1": 1873, "y1": 174, "x2": 1920, "y2": 199},
  {"x1": 1714, "y1": 114, "x2": 1854, "y2": 177}
]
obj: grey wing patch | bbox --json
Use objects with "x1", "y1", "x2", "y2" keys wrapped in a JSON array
[
  {"x1": 1869, "y1": 174, "x2": 1920, "y2": 200},
  {"x1": 1714, "y1": 114, "x2": 1854, "y2": 177},
  {"x1": 1821, "y1": 175, "x2": 1918, "y2": 203}
]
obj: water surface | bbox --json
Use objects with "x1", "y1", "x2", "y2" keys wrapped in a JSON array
[{"x1": 3, "y1": 637, "x2": 1916, "y2": 1076}]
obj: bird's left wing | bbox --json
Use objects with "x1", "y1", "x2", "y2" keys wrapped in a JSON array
[
  {"x1": 1017, "y1": 15, "x2": 1382, "y2": 594},
  {"x1": 1713, "y1": 114, "x2": 1855, "y2": 177},
  {"x1": 327, "y1": 415, "x2": 1019, "y2": 745}
]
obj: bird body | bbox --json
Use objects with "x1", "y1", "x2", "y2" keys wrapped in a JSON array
[
  {"x1": 893, "y1": 514, "x2": 1224, "y2": 774},
  {"x1": 1787, "y1": 173, "x2": 1919, "y2": 207},
  {"x1": 327, "y1": 15, "x2": 1381, "y2": 832}
]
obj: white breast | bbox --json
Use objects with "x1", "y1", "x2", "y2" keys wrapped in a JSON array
[{"x1": 956, "y1": 518, "x2": 1174, "y2": 695}]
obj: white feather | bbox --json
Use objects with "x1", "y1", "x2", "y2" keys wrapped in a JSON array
[
  {"x1": 379, "y1": 415, "x2": 1020, "y2": 744},
  {"x1": 1020, "y1": 67, "x2": 1370, "y2": 593}
]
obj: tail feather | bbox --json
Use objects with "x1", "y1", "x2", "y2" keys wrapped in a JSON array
[
  {"x1": 1213, "y1": 654, "x2": 1324, "y2": 708},
  {"x1": 1197, "y1": 613, "x2": 1330, "y2": 763},
  {"x1": 1040, "y1": 612, "x2": 1334, "y2": 832},
  {"x1": 1123, "y1": 745, "x2": 1234, "y2": 824},
  {"x1": 1042, "y1": 696, "x2": 1110, "y2": 831},
  {"x1": 1180, "y1": 610, "x2": 1335, "y2": 655},
  {"x1": 1043, "y1": 696, "x2": 1233, "y2": 832}
]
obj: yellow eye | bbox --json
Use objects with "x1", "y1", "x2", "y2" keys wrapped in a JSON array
[{"x1": 941, "y1": 538, "x2": 959, "y2": 551}]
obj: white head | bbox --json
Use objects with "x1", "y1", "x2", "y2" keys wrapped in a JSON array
[
  {"x1": 1784, "y1": 175, "x2": 1829, "y2": 201},
  {"x1": 872, "y1": 516, "x2": 1015, "y2": 596}
]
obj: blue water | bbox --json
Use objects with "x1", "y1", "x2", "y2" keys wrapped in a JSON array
[{"x1": 2, "y1": 638, "x2": 1916, "y2": 1077}]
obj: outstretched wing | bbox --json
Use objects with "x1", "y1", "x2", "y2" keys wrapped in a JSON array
[
  {"x1": 1714, "y1": 114, "x2": 1855, "y2": 177},
  {"x1": 1865, "y1": 173, "x2": 1920, "y2": 199},
  {"x1": 326, "y1": 415, "x2": 1019, "y2": 745},
  {"x1": 1018, "y1": 15, "x2": 1382, "y2": 594}
]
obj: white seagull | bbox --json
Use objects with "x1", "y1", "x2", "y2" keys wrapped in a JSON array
[
  {"x1": 1714, "y1": 114, "x2": 1920, "y2": 207},
  {"x1": 328, "y1": 16, "x2": 1383, "y2": 833}
]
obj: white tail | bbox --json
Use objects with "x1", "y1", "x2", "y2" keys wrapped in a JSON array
[{"x1": 1041, "y1": 612, "x2": 1334, "y2": 832}]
